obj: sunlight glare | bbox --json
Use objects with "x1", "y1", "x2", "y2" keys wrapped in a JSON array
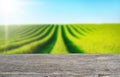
[
  {"x1": 0, "y1": 0, "x2": 19, "y2": 14},
  {"x1": 0, "y1": 0, "x2": 19, "y2": 43}
]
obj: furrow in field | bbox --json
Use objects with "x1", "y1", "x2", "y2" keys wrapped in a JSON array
[
  {"x1": 12, "y1": 25, "x2": 47, "y2": 43},
  {"x1": 19, "y1": 25, "x2": 43, "y2": 38},
  {"x1": 0, "y1": 25, "x2": 34, "y2": 44},
  {"x1": 0, "y1": 25, "x2": 40, "y2": 45},
  {"x1": 51, "y1": 26, "x2": 69, "y2": 54},
  {"x1": 11, "y1": 25, "x2": 40, "y2": 37},
  {"x1": 66, "y1": 25, "x2": 79, "y2": 38},
  {"x1": 15, "y1": 25, "x2": 39, "y2": 34},
  {"x1": 34, "y1": 25, "x2": 58, "y2": 54},
  {"x1": 71, "y1": 25, "x2": 86, "y2": 36},
  {"x1": 76, "y1": 25, "x2": 90, "y2": 33},
  {"x1": 61, "y1": 25, "x2": 84, "y2": 53},
  {"x1": 0, "y1": 25, "x2": 53, "y2": 52},
  {"x1": 67, "y1": 25, "x2": 83, "y2": 38},
  {"x1": 79, "y1": 24, "x2": 95, "y2": 32},
  {"x1": 9, "y1": 25, "x2": 33, "y2": 37},
  {"x1": 1, "y1": 25, "x2": 56, "y2": 54}
]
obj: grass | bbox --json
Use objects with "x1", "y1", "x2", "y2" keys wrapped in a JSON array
[{"x1": 0, "y1": 24, "x2": 120, "y2": 54}]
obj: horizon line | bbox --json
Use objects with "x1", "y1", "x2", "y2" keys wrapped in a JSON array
[{"x1": 0, "y1": 23, "x2": 120, "y2": 25}]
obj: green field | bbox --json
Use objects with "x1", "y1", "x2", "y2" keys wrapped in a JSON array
[{"x1": 0, "y1": 24, "x2": 120, "y2": 54}]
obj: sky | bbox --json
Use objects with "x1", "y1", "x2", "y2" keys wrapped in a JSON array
[{"x1": 0, "y1": 0, "x2": 120, "y2": 24}]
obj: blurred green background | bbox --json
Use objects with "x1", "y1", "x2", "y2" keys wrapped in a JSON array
[{"x1": 0, "y1": 24, "x2": 120, "y2": 54}]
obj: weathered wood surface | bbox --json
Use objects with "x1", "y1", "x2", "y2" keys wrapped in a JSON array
[{"x1": 0, "y1": 54, "x2": 119, "y2": 77}]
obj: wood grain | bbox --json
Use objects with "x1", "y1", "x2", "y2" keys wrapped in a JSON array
[{"x1": 0, "y1": 54, "x2": 119, "y2": 77}]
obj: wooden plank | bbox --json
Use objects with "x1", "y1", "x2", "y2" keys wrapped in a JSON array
[{"x1": 0, "y1": 55, "x2": 119, "y2": 77}]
